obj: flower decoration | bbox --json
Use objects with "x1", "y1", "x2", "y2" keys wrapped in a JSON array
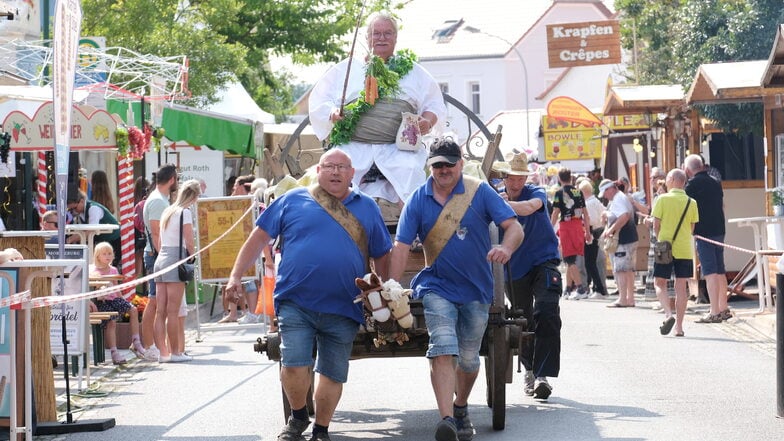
[
  {"x1": 771, "y1": 187, "x2": 784, "y2": 206},
  {"x1": 127, "y1": 126, "x2": 151, "y2": 160},
  {"x1": 115, "y1": 126, "x2": 129, "y2": 156},
  {"x1": 122, "y1": 294, "x2": 150, "y2": 322},
  {"x1": 152, "y1": 127, "x2": 165, "y2": 152}
]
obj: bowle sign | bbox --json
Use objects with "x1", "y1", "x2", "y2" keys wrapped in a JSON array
[{"x1": 546, "y1": 20, "x2": 621, "y2": 68}]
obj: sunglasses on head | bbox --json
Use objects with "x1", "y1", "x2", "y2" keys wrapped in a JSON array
[{"x1": 432, "y1": 162, "x2": 456, "y2": 169}]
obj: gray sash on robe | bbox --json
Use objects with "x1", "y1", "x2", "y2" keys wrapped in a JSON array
[{"x1": 351, "y1": 98, "x2": 415, "y2": 144}]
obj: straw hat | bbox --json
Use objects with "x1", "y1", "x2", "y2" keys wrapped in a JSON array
[{"x1": 495, "y1": 152, "x2": 532, "y2": 176}]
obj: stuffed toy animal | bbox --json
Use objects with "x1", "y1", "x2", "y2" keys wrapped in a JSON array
[
  {"x1": 354, "y1": 272, "x2": 413, "y2": 347},
  {"x1": 380, "y1": 279, "x2": 413, "y2": 329},
  {"x1": 354, "y1": 273, "x2": 390, "y2": 323}
]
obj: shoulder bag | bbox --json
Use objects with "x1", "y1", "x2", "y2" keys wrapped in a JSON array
[
  {"x1": 653, "y1": 199, "x2": 691, "y2": 265},
  {"x1": 177, "y1": 210, "x2": 195, "y2": 282}
]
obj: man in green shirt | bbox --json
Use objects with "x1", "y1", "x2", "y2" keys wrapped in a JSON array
[{"x1": 651, "y1": 169, "x2": 699, "y2": 337}]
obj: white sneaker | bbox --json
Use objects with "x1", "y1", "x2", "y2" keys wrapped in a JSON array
[
  {"x1": 170, "y1": 353, "x2": 193, "y2": 363},
  {"x1": 523, "y1": 370, "x2": 535, "y2": 396},
  {"x1": 238, "y1": 312, "x2": 260, "y2": 324},
  {"x1": 588, "y1": 292, "x2": 607, "y2": 300},
  {"x1": 575, "y1": 290, "x2": 589, "y2": 300},
  {"x1": 143, "y1": 346, "x2": 160, "y2": 361},
  {"x1": 158, "y1": 354, "x2": 171, "y2": 363},
  {"x1": 567, "y1": 291, "x2": 580, "y2": 300}
]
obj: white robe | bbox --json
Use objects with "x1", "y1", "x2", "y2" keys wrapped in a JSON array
[{"x1": 309, "y1": 58, "x2": 446, "y2": 203}]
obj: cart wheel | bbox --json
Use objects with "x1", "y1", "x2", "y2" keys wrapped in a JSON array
[
  {"x1": 280, "y1": 366, "x2": 315, "y2": 421},
  {"x1": 484, "y1": 325, "x2": 507, "y2": 430},
  {"x1": 489, "y1": 326, "x2": 507, "y2": 430}
]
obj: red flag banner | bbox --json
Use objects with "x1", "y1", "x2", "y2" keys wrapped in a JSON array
[{"x1": 546, "y1": 96, "x2": 603, "y2": 127}]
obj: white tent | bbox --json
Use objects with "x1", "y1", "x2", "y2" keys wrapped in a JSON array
[{"x1": 206, "y1": 81, "x2": 275, "y2": 124}]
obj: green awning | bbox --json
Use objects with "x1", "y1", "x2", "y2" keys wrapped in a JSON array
[{"x1": 161, "y1": 105, "x2": 256, "y2": 158}]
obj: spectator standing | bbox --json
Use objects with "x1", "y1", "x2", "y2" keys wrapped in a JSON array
[
  {"x1": 550, "y1": 168, "x2": 592, "y2": 299},
  {"x1": 600, "y1": 179, "x2": 639, "y2": 307},
  {"x1": 90, "y1": 170, "x2": 116, "y2": 214},
  {"x1": 226, "y1": 149, "x2": 391, "y2": 441},
  {"x1": 579, "y1": 180, "x2": 609, "y2": 298},
  {"x1": 141, "y1": 164, "x2": 179, "y2": 360},
  {"x1": 652, "y1": 169, "x2": 699, "y2": 337},
  {"x1": 388, "y1": 140, "x2": 523, "y2": 441},
  {"x1": 152, "y1": 179, "x2": 201, "y2": 363},
  {"x1": 498, "y1": 153, "x2": 562, "y2": 400},
  {"x1": 684, "y1": 154, "x2": 731, "y2": 322}
]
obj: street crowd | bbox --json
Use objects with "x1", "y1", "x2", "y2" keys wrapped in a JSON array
[{"x1": 0, "y1": 11, "x2": 734, "y2": 441}]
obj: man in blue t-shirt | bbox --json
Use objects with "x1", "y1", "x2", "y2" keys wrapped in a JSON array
[
  {"x1": 389, "y1": 139, "x2": 523, "y2": 441},
  {"x1": 226, "y1": 149, "x2": 391, "y2": 441},
  {"x1": 498, "y1": 153, "x2": 562, "y2": 401}
]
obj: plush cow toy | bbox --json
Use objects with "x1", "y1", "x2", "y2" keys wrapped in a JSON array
[{"x1": 355, "y1": 272, "x2": 413, "y2": 347}]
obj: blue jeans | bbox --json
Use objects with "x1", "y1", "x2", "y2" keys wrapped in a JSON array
[
  {"x1": 277, "y1": 300, "x2": 358, "y2": 383},
  {"x1": 144, "y1": 251, "x2": 157, "y2": 298},
  {"x1": 422, "y1": 291, "x2": 490, "y2": 373}
]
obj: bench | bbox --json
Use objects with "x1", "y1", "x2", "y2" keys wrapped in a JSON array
[{"x1": 89, "y1": 311, "x2": 118, "y2": 365}]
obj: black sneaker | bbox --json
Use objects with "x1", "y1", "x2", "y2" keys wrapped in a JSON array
[
  {"x1": 435, "y1": 417, "x2": 459, "y2": 441},
  {"x1": 453, "y1": 406, "x2": 474, "y2": 441},
  {"x1": 277, "y1": 417, "x2": 310, "y2": 441},
  {"x1": 533, "y1": 377, "x2": 552, "y2": 400}
]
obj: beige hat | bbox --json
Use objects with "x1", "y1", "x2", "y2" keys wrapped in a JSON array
[{"x1": 502, "y1": 152, "x2": 532, "y2": 176}]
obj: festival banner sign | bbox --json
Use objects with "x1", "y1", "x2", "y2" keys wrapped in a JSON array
[
  {"x1": 543, "y1": 96, "x2": 603, "y2": 161},
  {"x1": 546, "y1": 20, "x2": 621, "y2": 68},
  {"x1": 53, "y1": 0, "x2": 82, "y2": 248}
]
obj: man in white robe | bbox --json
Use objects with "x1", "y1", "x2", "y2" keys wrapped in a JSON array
[{"x1": 309, "y1": 12, "x2": 446, "y2": 204}]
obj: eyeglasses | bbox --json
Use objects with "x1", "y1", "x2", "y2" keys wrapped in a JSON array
[
  {"x1": 320, "y1": 163, "x2": 351, "y2": 172},
  {"x1": 431, "y1": 162, "x2": 456, "y2": 169},
  {"x1": 371, "y1": 31, "x2": 396, "y2": 39}
]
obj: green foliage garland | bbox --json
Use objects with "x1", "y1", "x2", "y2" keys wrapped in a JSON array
[{"x1": 329, "y1": 49, "x2": 417, "y2": 146}]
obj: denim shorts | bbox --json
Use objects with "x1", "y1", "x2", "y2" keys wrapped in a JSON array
[
  {"x1": 696, "y1": 235, "x2": 725, "y2": 275},
  {"x1": 653, "y1": 258, "x2": 693, "y2": 279},
  {"x1": 144, "y1": 251, "x2": 157, "y2": 298},
  {"x1": 277, "y1": 300, "x2": 358, "y2": 383},
  {"x1": 422, "y1": 291, "x2": 490, "y2": 373}
]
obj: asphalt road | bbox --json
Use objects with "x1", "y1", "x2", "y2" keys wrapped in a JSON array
[{"x1": 35, "y1": 296, "x2": 782, "y2": 441}]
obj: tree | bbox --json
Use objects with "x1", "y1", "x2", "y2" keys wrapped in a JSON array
[
  {"x1": 81, "y1": 0, "x2": 401, "y2": 120},
  {"x1": 614, "y1": 0, "x2": 784, "y2": 134}
]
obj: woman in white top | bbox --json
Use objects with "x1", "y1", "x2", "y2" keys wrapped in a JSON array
[{"x1": 152, "y1": 179, "x2": 201, "y2": 363}]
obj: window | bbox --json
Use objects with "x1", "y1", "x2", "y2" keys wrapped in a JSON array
[
  {"x1": 432, "y1": 19, "x2": 464, "y2": 43},
  {"x1": 469, "y1": 82, "x2": 480, "y2": 114},
  {"x1": 704, "y1": 133, "x2": 764, "y2": 181}
]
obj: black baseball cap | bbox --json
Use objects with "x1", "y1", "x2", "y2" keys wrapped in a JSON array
[{"x1": 427, "y1": 140, "x2": 462, "y2": 166}]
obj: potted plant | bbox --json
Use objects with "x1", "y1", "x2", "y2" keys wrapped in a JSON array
[{"x1": 772, "y1": 187, "x2": 784, "y2": 216}]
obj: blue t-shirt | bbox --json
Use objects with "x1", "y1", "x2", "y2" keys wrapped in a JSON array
[
  {"x1": 506, "y1": 184, "x2": 560, "y2": 280},
  {"x1": 396, "y1": 176, "x2": 516, "y2": 304},
  {"x1": 258, "y1": 187, "x2": 392, "y2": 323}
]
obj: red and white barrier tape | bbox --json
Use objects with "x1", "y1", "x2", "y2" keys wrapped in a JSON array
[
  {"x1": 694, "y1": 234, "x2": 756, "y2": 255},
  {"x1": 2, "y1": 199, "x2": 257, "y2": 310},
  {"x1": 0, "y1": 291, "x2": 31, "y2": 309},
  {"x1": 118, "y1": 155, "x2": 135, "y2": 298}
]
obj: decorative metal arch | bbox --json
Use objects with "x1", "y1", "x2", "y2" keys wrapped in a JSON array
[{"x1": 273, "y1": 92, "x2": 501, "y2": 182}]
